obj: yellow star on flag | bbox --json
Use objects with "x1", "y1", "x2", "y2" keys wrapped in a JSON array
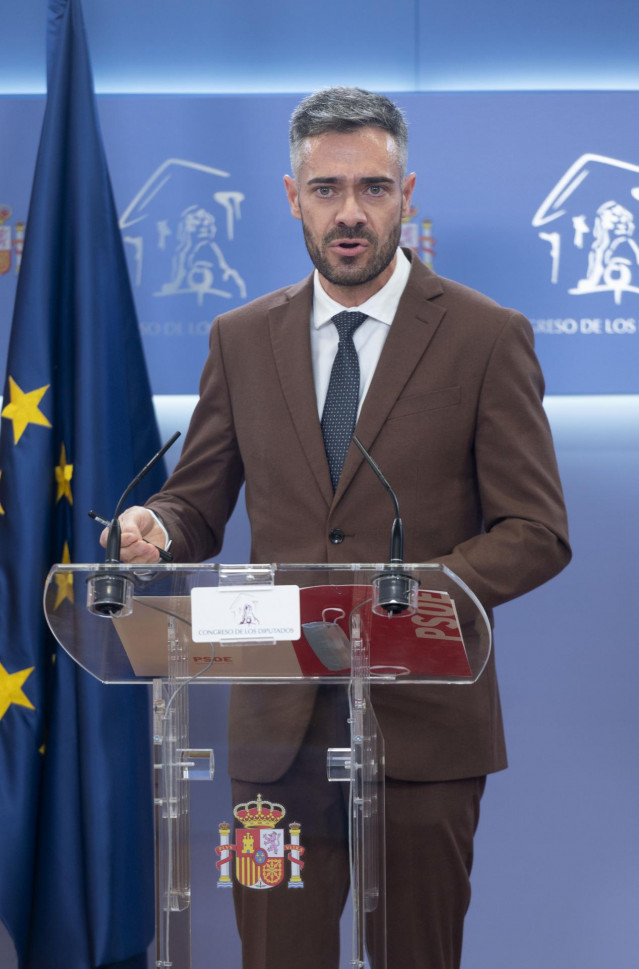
[
  {"x1": 1, "y1": 376, "x2": 52, "y2": 445},
  {"x1": 53, "y1": 541, "x2": 74, "y2": 609},
  {"x1": 0, "y1": 661, "x2": 35, "y2": 722},
  {"x1": 55, "y1": 443, "x2": 74, "y2": 504},
  {"x1": 0, "y1": 470, "x2": 4, "y2": 515}
]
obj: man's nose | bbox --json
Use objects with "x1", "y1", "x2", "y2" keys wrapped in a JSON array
[{"x1": 335, "y1": 191, "x2": 366, "y2": 226}]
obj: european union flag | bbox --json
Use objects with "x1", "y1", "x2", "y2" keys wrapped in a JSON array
[{"x1": 0, "y1": 1, "x2": 163, "y2": 965}]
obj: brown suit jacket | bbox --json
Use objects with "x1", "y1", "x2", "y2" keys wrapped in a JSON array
[{"x1": 149, "y1": 251, "x2": 571, "y2": 783}]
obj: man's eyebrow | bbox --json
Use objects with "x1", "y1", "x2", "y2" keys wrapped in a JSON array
[
  {"x1": 306, "y1": 175, "x2": 396, "y2": 186},
  {"x1": 360, "y1": 176, "x2": 396, "y2": 185}
]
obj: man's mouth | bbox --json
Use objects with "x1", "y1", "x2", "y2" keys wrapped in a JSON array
[{"x1": 330, "y1": 239, "x2": 369, "y2": 256}]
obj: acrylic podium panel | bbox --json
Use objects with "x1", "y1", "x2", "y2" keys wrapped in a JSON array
[{"x1": 44, "y1": 563, "x2": 491, "y2": 969}]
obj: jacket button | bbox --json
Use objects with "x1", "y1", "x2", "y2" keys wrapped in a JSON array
[{"x1": 329, "y1": 528, "x2": 345, "y2": 545}]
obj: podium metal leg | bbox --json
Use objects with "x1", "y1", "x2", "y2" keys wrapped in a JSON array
[{"x1": 153, "y1": 615, "x2": 193, "y2": 968}]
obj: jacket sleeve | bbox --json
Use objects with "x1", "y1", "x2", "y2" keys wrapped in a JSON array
[{"x1": 437, "y1": 310, "x2": 571, "y2": 612}]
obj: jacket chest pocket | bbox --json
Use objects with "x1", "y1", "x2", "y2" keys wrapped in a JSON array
[{"x1": 386, "y1": 385, "x2": 461, "y2": 422}]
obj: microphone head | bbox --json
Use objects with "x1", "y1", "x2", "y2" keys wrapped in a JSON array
[
  {"x1": 372, "y1": 571, "x2": 418, "y2": 616},
  {"x1": 86, "y1": 571, "x2": 134, "y2": 617}
]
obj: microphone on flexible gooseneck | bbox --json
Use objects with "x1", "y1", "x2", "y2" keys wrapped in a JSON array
[
  {"x1": 86, "y1": 431, "x2": 181, "y2": 617},
  {"x1": 104, "y1": 431, "x2": 181, "y2": 562},
  {"x1": 352, "y1": 435, "x2": 417, "y2": 615}
]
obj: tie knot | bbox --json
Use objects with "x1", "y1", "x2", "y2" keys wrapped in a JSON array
[{"x1": 331, "y1": 311, "x2": 367, "y2": 340}]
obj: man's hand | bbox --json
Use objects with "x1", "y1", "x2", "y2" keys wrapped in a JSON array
[{"x1": 99, "y1": 506, "x2": 167, "y2": 564}]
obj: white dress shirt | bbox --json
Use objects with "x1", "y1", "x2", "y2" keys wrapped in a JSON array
[{"x1": 311, "y1": 248, "x2": 412, "y2": 418}]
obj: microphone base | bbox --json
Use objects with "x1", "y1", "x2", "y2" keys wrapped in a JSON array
[
  {"x1": 86, "y1": 572, "x2": 134, "y2": 618},
  {"x1": 372, "y1": 571, "x2": 418, "y2": 616}
]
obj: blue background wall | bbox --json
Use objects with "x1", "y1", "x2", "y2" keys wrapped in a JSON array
[
  {"x1": 6, "y1": 0, "x2": 639, "y2": 93},
  {"x1": 1, "y1": 2, "x2": 638, "y2": 967}
]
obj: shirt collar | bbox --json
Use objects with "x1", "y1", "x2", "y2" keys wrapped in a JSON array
[{"x1": 312, "y1": 247, "x2": 412, "y2": 329}]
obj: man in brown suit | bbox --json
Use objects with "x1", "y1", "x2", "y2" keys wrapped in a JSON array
[{"x1": 109, "y1": 88, "x2": 570, "y2": 968}]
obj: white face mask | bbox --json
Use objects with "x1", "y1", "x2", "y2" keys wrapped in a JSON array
[{"x1": 301, "y1": 608, "x2": 350, "y2": 671}]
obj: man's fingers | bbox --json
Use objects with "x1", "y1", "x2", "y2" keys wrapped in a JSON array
[
  {"x1": 118, "y1": 538, "x2": 160, "y2": 564},
  {"x1": 97, "y1": 507, "x2": 162, "y2": 564}
]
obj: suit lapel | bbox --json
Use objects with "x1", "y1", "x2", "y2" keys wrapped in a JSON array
[
  {"x1": 268, "y1": 259, "x2": 448, "y2": 509},
  {"x1": 334, "y1": 260, "x2": 447, "y2": 501},
  {"x1": 268, "y1": 276, "x2": 335, "y2": 507}
]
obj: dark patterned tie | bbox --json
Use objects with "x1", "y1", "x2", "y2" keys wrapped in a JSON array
[{"x1": 321, "y1": 311, "x2": 367, "y2": 491}]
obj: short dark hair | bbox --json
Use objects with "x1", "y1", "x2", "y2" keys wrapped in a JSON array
[{"x1": 289, "y1": 87, "x2": 408, "y2": 176}]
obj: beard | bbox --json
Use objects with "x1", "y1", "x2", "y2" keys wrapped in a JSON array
[{"x1": 301, "y1": 220, "x2": 402, "y2": 288}]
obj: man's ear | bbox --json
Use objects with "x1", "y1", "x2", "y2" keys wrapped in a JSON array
[
  {"x1": 284, "y1": 174, "x2": 302, "y2": 220},
  {"x1": 401, "y1": 172, "x2": 417, "y2": 219}
]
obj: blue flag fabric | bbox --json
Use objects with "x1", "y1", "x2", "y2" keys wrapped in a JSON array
[{"x1": 0, "y1": 1, "x2": 162, "y2": 965}]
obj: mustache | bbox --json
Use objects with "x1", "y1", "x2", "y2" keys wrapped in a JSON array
[{"x1": 323, "y1": 226, "x2": 376, "y2": 244}]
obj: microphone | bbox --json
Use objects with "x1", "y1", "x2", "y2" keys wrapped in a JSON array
[
  {"x1": 87, "y1": 431, "x2": 181, "y2": 617},
  {"x1": 352, "y1": 435, "x2": 417, "y2": 616},
  {"x1": 88, "y1": 511, "x2": 173, "y2": 562}
]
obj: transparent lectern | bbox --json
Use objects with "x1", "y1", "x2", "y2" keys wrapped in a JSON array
[{"x1": 44, "y1": 562, "x2": 490, "y2": 969}]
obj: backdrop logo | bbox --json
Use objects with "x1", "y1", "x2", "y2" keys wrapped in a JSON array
[
  {"x1": 119, "y1": 158, "x2": 246, "y2": 306},
  {"x1": 0, "y1": 206, "x2": 24, "y2": 277},
  {"x1": 400, "y1": 207, "x2": 436, "y2": 269},
  {"x1": 533, "y1": 154, "x2": 639, "y2": 305}
]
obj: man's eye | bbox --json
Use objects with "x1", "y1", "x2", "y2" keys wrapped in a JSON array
[
  {"x1": 367, "y1": 185, "x2": 386, "y2": 196},
  {"x1": 316, "y1": 186, "x2": 334, "y2": 197}
]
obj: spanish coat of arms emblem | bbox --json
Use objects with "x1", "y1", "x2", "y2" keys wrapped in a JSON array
[{"x1": 216, "y1": 794, "x2": 305, "y2": 890}]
